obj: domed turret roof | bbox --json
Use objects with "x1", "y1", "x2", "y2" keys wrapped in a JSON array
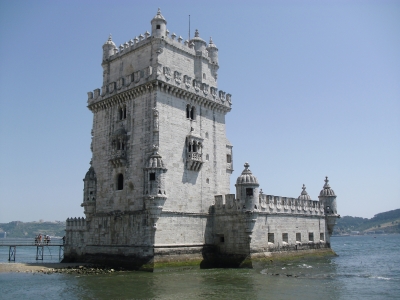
[
  {"x1": 190, "y1": 29, "x2": 206, "y2": 42},
  {"x1": 151, "y1": 8, "x2": 166, "y2": 23},
  {"x1": 298, "y1": 184, "x2": 311, "y2": 200},
  {"x1": 236, "y1": 162, "x2": 259, "y2": 185},
  {"x1": 319, "y1": 176, "x2": 336, "y2": 196},
  {"x1": 103, "y1": 34, "x2": 116, "y2": 47},
  {"x1": 84, "y1": 162, "x2": 96, "y2": 180},
  {"x1": 146, "y1": 145, "x2": 166, "y2": 169},
  {"x1": 206, "y1": 37, "x2": 218, "y2": 50}
]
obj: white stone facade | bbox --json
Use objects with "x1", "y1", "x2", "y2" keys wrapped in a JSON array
[{"x1": 65, "y1": 9, "x2": 339, "y2": 270}]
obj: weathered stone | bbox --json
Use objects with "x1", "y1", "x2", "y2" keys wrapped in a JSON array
[{"x1": 64, "y1": 9, "x2": 339, "y2": 271}]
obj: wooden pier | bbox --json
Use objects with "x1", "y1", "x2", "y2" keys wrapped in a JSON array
[{"x1": 0, "y1": 240, "x2": 64, "y2": 262}]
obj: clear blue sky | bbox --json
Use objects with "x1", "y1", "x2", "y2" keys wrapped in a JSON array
[{"x1": 0, "y1": 0, "x2": 399, "y2": 222}]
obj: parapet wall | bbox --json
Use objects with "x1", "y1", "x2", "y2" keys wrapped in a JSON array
[{"x1": 215, "y1": 194, "x2": 325, "y2": 216}]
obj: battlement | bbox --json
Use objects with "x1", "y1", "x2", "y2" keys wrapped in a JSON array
[
  {"x1": 66, "y1": 217, "x2": 86, "y2": 230},
  {"x1": 214, "y1": 194, "x2": 325, "y2": 216}
]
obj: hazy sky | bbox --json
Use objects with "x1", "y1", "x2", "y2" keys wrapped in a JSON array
[{"x1": 0, "y1": 0, "x2": 399, "y2": 222}]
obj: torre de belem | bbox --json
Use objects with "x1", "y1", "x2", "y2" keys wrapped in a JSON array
[{"x1": 64, "y1": 9, "x2": 339, "y2": 270}]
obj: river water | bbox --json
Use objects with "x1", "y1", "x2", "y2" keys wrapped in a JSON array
[{"x1": 0, "y1": 235, "x2": 399, "y2": 299}]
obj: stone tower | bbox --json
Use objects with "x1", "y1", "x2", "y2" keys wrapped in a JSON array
[
  {"x1": 65, "y1": 9, "x2": 338, "y2": 270},
  {"x1": 65, "y1": 9, "x2": 233, "y2": 269}
]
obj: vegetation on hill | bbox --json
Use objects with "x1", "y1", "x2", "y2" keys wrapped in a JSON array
[
  {"x1": 334, "y1": 209, "x2": 400, "y2": 234},
  {"x1": 0, "y1": 221, "x2": 66, "y2": 238}
]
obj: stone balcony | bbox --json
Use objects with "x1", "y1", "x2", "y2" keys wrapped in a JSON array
[
  {"x1": 110, "y1": 150, "x2": 126, "y2": 167},
  {"x1": 187, "y1": 152, "x2": 203, "y2": 171}
]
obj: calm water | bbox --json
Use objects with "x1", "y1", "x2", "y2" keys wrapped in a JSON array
[{"x1": 0, "y1": 235, "x2": 399, "y2": 299}]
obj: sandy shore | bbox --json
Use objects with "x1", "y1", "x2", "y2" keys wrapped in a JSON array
[{"x1": 0, "y1": 263, "x2": 86, "y2": 273}]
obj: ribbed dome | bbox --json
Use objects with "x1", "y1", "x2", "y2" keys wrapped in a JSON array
[
  {"x1": 206, "y1": 37, "x2": 218, "y2": 50},
  {"x1": 84, "y1": 162, "x2": 96, "y2": 180},
  {"x1": 146, "y1": 146, "x2": 166, "y2": 169},
  {"x1": 147, "y1": 153, "x2": 165, "y2": 168},
  {"x1": 298, "y1": 184, "x2": 311, "y2": 200},
  {"x1": 103, "y1": 34, "x2": 116, "y2": 47},
  {"x1": 319, "y1": 176, "x2": 336, "y2": 196},
  {"x1": 151, "y1": 8, "x2": 166, "y2": 23},
  {"x1": 236, "y1": 162, "x2": 259, "y2": 185}
]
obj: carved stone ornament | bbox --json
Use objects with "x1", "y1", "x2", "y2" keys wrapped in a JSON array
[
  {"x1": 269, "y1": 196, "x2": 274, "y2": 209},
  {"x1": 219, "y1": 90, "x2": 226, "y2": 101},
  {"x1": 153, "y1": 108, "x2": 159, "y2": 132},
  {"x1": 193, "y1": 80, "x2": 201, "y2": 92},
  {"x1": 157, "y1": 64, "x2": 163, "y2": 76},
  {"x1": 226, "y1": 93, "x2": 232, "y2": 104},
  {"x1": 202, "y1": 83, "x2": 209, "y2": 96},
  {"x1": 135, "y1": 70, "x2": 141, "y2": 83},
  {"x1": 108, "y1": 82, "x2": 115, "y2": 94},
  {"x1": 184, "y1": 75, "x2": 192, "y2": 89},
  {"x1": 210, "y1": 87, "x2": 217, "y2": 98},
  {"x1": 145, "y1": 66, "x2": 152, "y2": 78},
  {"x1": 174, "y1": 71, "x2": 182, "y2": 84},
  {"x1": 163, "y1": 67, "x2": 171, "y2": 80},
  {"x1": 156, "y1": 47, "x2": 163, "y2": 54}
]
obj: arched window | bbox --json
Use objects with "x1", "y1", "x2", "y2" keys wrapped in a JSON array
[
  {"x1": 119, "y1": 108, "x2": 123, "y2": 120},
  {"x1": 117, "y1": 174, "x2": 124, "y2": 190},
  {"x1": 190, "y1": 106, "x2": 195, "y2": 120},
  {"x1": 193, "y1": 142, "x2": 197, "y2": 152},
  {"x1": 186, "y1": 105, "x2": 190, "y2": 119}
]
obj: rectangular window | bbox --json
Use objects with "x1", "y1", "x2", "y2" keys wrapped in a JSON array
[
  {"x1": 282, "y1": 233, "x2": 288, "y2": 243},
  {"x1": 296, "y1": 233, "x2": 301, "y2": 242},
  {"x1": 227, "y1": 154, "x2": 232, "y2": 163},
  {"x1": 149, "y1": 173, "x2": 156, "y2": 181},
  {"x1": 320, "y1": 233, "x2": 324, "y2": 241},
  {"x1": 246, "y1": 188, "x2": 253, "y2": 196},
  {"x1": 220, "y1": 235, "x2": 224, "y2": 243},
  {"x1": 309, "y1": 232, "x2": 314, "y2": 242},
  {"x1": 268, "y1": 233, "x2": 274, "y2": 244}
]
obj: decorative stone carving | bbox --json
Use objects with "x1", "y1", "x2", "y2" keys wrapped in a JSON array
[
  {"x1": 184, "y1": 75, "x2": 192, "y2": 89},
  {"x1": 163, "y1": 67, "x2": 171, "y2": 80},
  {"x1": 135, "y1": 70, "x2": 141, "y2": 83},
  {"x1": 174, "y1": 71, "x2": 182, "y2": 84},
  {"x1": 219, "y1": 90, "x2": 226, "y2": 101},
  {"x1": 202, "y1": 83, "x2": 209, "y2": 96},
  {"x1": 193, "y1": 80, "x2": 200, "y2": 92},
  {"x1": 153, "y1": 108, "x2": 159, "y2": 132},
  {"x1": 210, "y1": 87, "x2": 217, "y2": 98}
]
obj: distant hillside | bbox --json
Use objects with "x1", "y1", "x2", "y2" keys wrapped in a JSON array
[
  {"x1": 0, "y1": 221, "x2": 66, "y2": 238},
  {"x1": 334, "y1": 209, "x2": 400, "y2": 234}
]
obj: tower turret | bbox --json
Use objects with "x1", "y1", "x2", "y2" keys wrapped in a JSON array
[
  {"x1": 102, "y1": 35, "x2": 116, "y2": 61},
  {"x1": 318, "y1": 177, "x2": 339, "y2": 239},
  {"x1": 81, "y1": 161, "x2": 97, "y2": 219},
  {"x1": 190, "y1": 29, "x2": 207, "y2": 52},
  {"x1": 144, "y1": 145, "x2": 168, "y2": 229},
  {"x1": 151, "y1": 8, "x2": 167, "y2": 38},
  {"x1": 235, "y1": 163, "x2": 260, "y2": 211},
  {"x1": 298, "y1": 184, "x2": 311, "y2": 200},
  {"x1": 206, "y1": 37, "x2": 218, "y2": 65}
]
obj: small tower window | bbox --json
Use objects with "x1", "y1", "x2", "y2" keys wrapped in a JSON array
[
  {"x1": 309, "y1": 232, "x2": 314, "y2": 242},
  {"x1": 206, "y1": 154, "x2": 209, "y2": 161},
  {"x1": 296, "y1": 233, "x2": 301, "y2": 242},
  {"x1": 203, "y1": 73, "x2": 206, "y2": 79},
  {"x1": 227, "y1": 154, "x2": 232, "y2": 163},
  {"x1": 246, "y1": 188, "x2": 253, "y2": 196},
  {"x1": 320, "y1": 233, "x2": 325, "y2": 241},
  {"x1": 119, "y1": 106, "x2": 127, "y2": 120},
  {"x1": 206, "y1": 178, "x2": 209, "y2": 184},
  {"x1": 268, "y1": 233, "x2": 274, "y2": 244},
  {"x1": 282, "y1": 233, "x2": 288, "y2": 243},
  {"x1": 186, "y1": 105, "x2": 190, "y2": 119},
  {"x1": 156, "y1": 25, "x2": 161, "y2": 29},
  {"x1": 117, "y1": 174, "x2": 124, "y2": 190},
  {"x1": 190, "y1": 106, "x2": 195, "y2": 120},
  {"x1": 149, "y1": 173, "x2": 156, "y2": 181},
  {"x1": 192, "y1": 143, "x2": 197, "y2": 152}
]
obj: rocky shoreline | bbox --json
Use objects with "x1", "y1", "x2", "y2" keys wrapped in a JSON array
[{"x1": 0, "y1": 263, "x2": 124, "y2": 275}]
